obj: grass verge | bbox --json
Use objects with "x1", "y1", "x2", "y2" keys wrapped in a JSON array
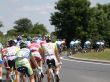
[{"x1": 73, "y1": 49, "x2": 110, "y2": 61}]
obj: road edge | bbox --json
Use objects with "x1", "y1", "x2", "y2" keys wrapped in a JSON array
[{"x1": 68, "y1": 56, "x2": 110, "y2": 64}]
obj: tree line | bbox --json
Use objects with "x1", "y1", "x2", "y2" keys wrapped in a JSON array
[
  {"x1": 50, "y1": 0, "x2": 110, "y2": 47},
  {"x1": 0, "y1": 0, "x2": 110, "y2": 47},
  {"x1": 0, "y1": 18, "x2": 48, "y2": 37}
]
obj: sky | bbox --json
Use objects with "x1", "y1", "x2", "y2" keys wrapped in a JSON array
[{"x1": 0, "y1": 0, "x2": 110, "y2": 33}]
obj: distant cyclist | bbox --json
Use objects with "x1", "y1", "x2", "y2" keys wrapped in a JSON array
[
  {"x1": 42, "y1": 37, "x2": 62, "y2": 82},
  {"x1": 25, "y1": 36, "x2": 32, "y2": 46},
  {"x1": 95, "y1": 40, "x2": 105, "y2": 52},
  {"x1": 55, "y1": 39, "x2": 63, "y2": 54},
  {"x1": 83, "y1": 40, "x2": 91, "y2": 53}
]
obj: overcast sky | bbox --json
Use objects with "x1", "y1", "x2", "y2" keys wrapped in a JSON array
[{"x1": 0, "y1": 0, "x2": 110, "y2": 33}]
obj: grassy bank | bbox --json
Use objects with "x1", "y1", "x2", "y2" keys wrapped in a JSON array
[
  {"x1": 73, "y1": 49, "x2": 110, "y2": 61},
  {"x1": 0, "y1": 35, "x2": 16, "y2": 46}
]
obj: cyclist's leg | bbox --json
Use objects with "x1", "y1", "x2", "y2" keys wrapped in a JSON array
[
  {"x1": 29, "y1": 74, "x2": 35, "y2": 82},
  {"x1": 16, "y1": 70, "x2": 20, "y2": 82},
  {"x1": 54, "y1": 57, "x2": 61, "y2": 81},
  {"x1": 30, "y1": 56, "x2": 43, "y2": 81}
]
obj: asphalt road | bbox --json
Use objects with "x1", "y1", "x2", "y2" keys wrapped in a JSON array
[
  {"x1": 60, "y1": 56, "x2": 110, "y2": 82},
  {"x1": 2, "y1": 55, "x2": 110, "y2": 82}
]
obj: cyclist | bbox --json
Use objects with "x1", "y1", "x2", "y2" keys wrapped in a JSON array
[
  {"x1": 55, "y1": 39, "x2": 63, "y2": 54},
  {"x1": 25, "y1": 36, "x2": 32, "y2": 46},
  {"x1": 28, "y1": 39, "x2": 44, "y2": 81},
  {"x1": 42, "y1": 37, "x2": 62, "y2": 82},
  {"x1": 16, "y1": 35, "x2": 23, "y2": 47},
  {"x1": 36, "y1": 34, "x2": 42, "y2": 44},
  {"x1": 70, "y1": 39, "x2": 76, "y2": 49},
  {"x1": 2, "y1": 40, "x2": 20, "y2": 82},
  {"x1": 61, "y1": 39, "x2": 67, "y2": 51},
  {"x1": 0, "y1": 43, "x2": 3, "y2": 81},
  {"x1": 95, "y1": 40, "x2": 105, "y2": 52},
  {"x1": 15, "y1": 42, "x2": 40, "y2": 82},
  {"x1": 83, "y1": 40, "x2": 91, "y2": 52},
  {"x1": 69, "y1": 39, "x2": 76, "y2": 54}
]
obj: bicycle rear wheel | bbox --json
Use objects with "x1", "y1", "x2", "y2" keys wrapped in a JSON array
[
  {"x1": 50, "y1": 69, "x2": 55, "y2": 82},
  {"x1": 35, "y1": 71, "x2": 43, "y2": 82}
]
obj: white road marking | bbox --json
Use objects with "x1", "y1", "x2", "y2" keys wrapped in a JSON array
[{"x1": 62, "y1": 57, "x2": 110, "y2": 66}]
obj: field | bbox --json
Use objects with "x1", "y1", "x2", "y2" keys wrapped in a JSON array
[{"x1": 73, "y1": 49, "x2": 110, "y2": 61}]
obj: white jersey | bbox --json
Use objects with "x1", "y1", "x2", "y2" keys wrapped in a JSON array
[
  {"x1": 70, "y1": 41, "x2": 75, "y2": 45},
  {"x1": 85, "y1": 41, "x2": 91, "y2": 45},
  {"x1": 55, "y1": 41, "x2": 62, "y2": 45},
  {"x1": 42, "y1": 42, "x2": 58, "y2": 66},
  {"x1": 6, "y1": 46, "x2": 20, "y2": 60},
  {"x1": 43, "y1": 42, "x2": 56, "y2": 56},
  {"x1": 16, "y1": 48, "x2": 31, "y2": 59}
]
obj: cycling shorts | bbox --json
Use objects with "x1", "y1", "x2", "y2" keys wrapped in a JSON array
[
  {"x1": 15, "y1": 58, "x2": 33, "y2": 77},
  {"x1": 8, "y1": 60, "x2": 16, "y2": 70},
  {"x1": 17, "y1": 66, "x2": 33, "y2": 77},
  {"x1": 46, "y1": 59, "x2": 56, "y2": 68},
  {"x1": 45, "y1": 55, "x2": 58, "y2": 68}
]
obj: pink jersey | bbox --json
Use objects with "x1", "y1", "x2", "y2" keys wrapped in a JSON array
[
  {"x1": 28, "y1": 42, "x2": 41, "y2": 52},
  {"x1": 28, "y1": 42, "x2": 42, "y2": 58},
  {"x1": 40, "y1": 40, "x2": 46, "y2": 46}
]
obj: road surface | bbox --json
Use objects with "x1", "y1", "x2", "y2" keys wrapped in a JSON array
[{"x1": 2, "y1": 55, "x2": 110, "y2": 82}]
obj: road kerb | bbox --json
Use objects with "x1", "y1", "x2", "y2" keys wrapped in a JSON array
[{"x1": 68, "y1": 56, "x2": 110, "y2": 64}]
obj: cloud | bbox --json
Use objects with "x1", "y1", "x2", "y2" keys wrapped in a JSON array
[
  {"x1": 0, "y1": 16, "x2": 4, "y2": 19},
  {"x1": 18, "y1": 4, "x2": 54, "y2": 15},
  {"x1": 90, "y1": 0, "x2": 110, "y2": 7}
]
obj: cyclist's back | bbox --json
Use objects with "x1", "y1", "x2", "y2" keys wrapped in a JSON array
[{"x1": 15, "y1": 42, "x2": 38, "y2": 82}]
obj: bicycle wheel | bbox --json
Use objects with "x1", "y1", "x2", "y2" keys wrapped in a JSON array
[
  {"x1": 9, "y1": 73, "x2": 16, "y2": 82},
  {"x1": 55, "y1": 74, "x2": 60, "y2": 82},
  {"x1": 49, "y1": 69, "x2": 56, "y2": 82},
  {"x1": 35, "y1": 70, "x2": 43, "y2": 82}
]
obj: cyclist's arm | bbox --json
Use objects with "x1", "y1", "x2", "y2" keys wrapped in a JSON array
[
  {"x1": 40, "y1": 46, "x2": 45, "y2": 63},
  {"x1": 30, "y1": 52, "x2": 39, "y2": 68},
  {"x1": 39, "y1": 47, "x2": 45, "y2": 63},
  {"x1": 54, "y1": 44, "x2": 61, "y2": 63}
]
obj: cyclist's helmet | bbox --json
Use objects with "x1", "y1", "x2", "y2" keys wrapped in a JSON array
[
  {"x1": 20, "y1": 42, "x2": 27, "y2": 49},
  {"x1": 8, "y1": 40, "x2": 16, "y2": 47},
  {"x1": 27, "y1": 36, "x2": 32, "y2": 41}
]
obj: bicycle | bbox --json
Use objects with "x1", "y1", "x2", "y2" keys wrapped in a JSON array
[
  {"x1": 48, "y1": 61, "x2": 60, "y2": 82},
  {"x1": 6, "y1": 67, "x2": 16, "y2": 82},
  {"x1": 34, "y1": 68, "x2": 44, "y2": 82}
]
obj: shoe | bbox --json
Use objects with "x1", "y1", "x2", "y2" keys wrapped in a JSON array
[{"x1": 55, "y1": 74, "x2": 60, "y2": 82}]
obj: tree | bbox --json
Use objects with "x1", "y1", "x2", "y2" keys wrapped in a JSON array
[
  {"x1": 7, "y1": 29, "x2": 18, "y2": 36},
  {"x1": 14, "y1": 18, "x2": 33, "y2": 34},
  {"x1": 0, "y1": 21, "x2": 3, "y2": 27},
  {"x1": 50, "y1": 0, "x2": 91, "y2": 46},
  {"x1": 88, "y1": 4, "x2": 110, "y2": 47},
  {"x1": 0, "y1": 21, "x2": 3, "y2": 36},
  {"x1": 31, "y1": 23, "x2": 48, "y2": 35}
]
